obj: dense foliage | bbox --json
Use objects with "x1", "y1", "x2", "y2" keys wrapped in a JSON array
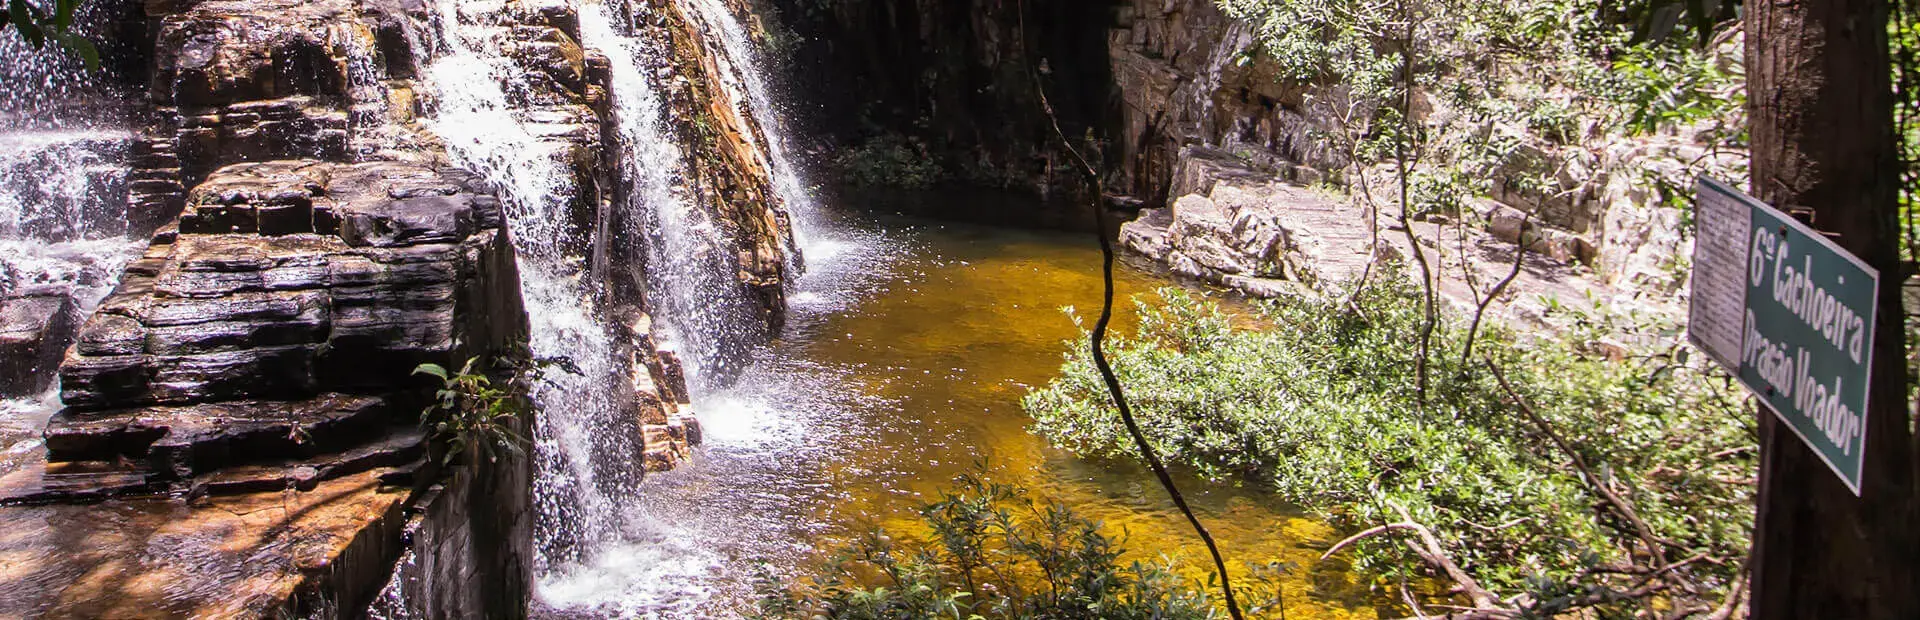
[
  {"x1": 751, "y1": 472, "x2": 1289, "y2": 619},
  {"x1": 1219, "y1": 0, "x2": 1745, "y2": 233},
  {"x1": 832, "y1": 133, "x2": 946, "y2": 189},
  {"x1": 1023, "y1": 273, "x2": 1755, "y2": 616}
]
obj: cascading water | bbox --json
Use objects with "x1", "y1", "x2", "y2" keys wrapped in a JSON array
[
  {"x1": 586, "y1": 0, "x2": 764, "y2": 389},
  {"x1": 685, "y1": 0, "x2": 823, "y2": 261},
  {"x1": 412, "y1": 0, "x2": 861, "y2": 614},
  {"x1": 416, "y1": 0, "x2": 788, "y2": 594},
  {"x1": 419, "y1": 0, "x2": 643, "y2": 571},
  {"x1": 0, "y1": 3, "x2": 140, "y2": 454}
]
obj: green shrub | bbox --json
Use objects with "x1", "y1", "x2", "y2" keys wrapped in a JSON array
[
  {"x1": 1023, "y1": 271, "x2": 1754, "y2": 616},
  {"x1": 414, "y1": 357, "x2": 529, "y2": 464},
  {"x1": 751, "y1": 471, "x2": 1291, "y2": 619},
  {"x1": 833, "y1": 134, "x2": 945, "y2": 189}
]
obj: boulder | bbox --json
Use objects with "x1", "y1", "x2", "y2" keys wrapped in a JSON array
[{"x1": 0, "y1": 290, "x2": 79, "y2": 397}]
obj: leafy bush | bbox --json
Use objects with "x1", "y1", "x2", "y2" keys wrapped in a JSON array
[
  {"x1": 1023, "y1": 272, "x2": 1754, "y2": 616},
  {"x1": 1590, "y1": 44, "x2": 1745, "y2": 137},
  {"x1": 833, "y1": 133, "x2": 945, "y2": 189},
  {"x1": 752, "y1": 471, "x2": 1291, "y2": 619}
]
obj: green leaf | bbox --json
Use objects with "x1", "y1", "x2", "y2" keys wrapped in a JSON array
[
  {"x1": 413, "y1": 363, "x2": 450, "y2": 381},
  {"x1": 56, "y1": 31, "x2": 97, "y2": 71},
  {"x1": 10, "y1": 0, "x2": 44, "y2": 47},
  {"x1": 51, "y1": 0, "x2": 72, "y2": 31}
]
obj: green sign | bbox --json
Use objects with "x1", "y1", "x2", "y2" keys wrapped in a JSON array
[{"x1": 1691, "y1": 177, "x2": 1879, "y2": 495}]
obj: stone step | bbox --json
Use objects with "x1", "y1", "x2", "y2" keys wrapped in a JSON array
[
  {"x1": 194, "y1": 425, "x2": 428, "y2": 496},
  {"x1": 45, "y1": 394, "x2": 398, "y2": 481},
  {"x1": 0, "y1": 459, "x2": 163, "y2": 505}
]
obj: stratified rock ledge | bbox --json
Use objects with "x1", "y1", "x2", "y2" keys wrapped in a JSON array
[{"x1": 0, "y1": 160, "x2": 533, "y2": 618}]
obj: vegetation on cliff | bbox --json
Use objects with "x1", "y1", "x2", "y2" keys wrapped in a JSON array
[
  {"x1": 1222, "y1": 0, "x2": 1745, "y2": 182},
  {"x1": 1024, "y1": 274, "x2": 1753, "y2": 616}
]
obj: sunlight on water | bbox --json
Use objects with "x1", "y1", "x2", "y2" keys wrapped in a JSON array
[{"x1": 536, "y1": 204, "x2": 1391, "y2": 618}]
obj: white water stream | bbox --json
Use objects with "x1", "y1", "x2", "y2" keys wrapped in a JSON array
[
  {"x1": 0, "y1": 5, "x2": 140, "y2": 446},
  {"x1": 686, "y1": 0, "x2": 822, "y2": 257},
  {"x1": 416, "y1": 0, "x2": 827, "y2": 608}
]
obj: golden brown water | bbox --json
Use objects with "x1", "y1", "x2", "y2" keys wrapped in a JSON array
[{"x1": 535, "y1": 207, "x2": 1395, "y2": 618}]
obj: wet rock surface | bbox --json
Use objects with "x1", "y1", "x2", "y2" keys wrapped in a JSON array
[
  {"x1": 57, "y1": 161, "x2": 519, "y2": 415},
  {"x1": 0, "y1": 160, "x2": 532, "y2": 617},
  {"x1": 1, "y1": 0, "x2": 811, "y2": 613},
  {"x1": 0, "y1": 292, "x2": 80, "y2": 399},
  {"x1": 0, "y1": 470, "x2": 413, "y2": 619}
]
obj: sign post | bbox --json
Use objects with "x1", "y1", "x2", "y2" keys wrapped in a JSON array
[{"x1": 1689, "y1": 177, "x2": 1879, "y2": 495}]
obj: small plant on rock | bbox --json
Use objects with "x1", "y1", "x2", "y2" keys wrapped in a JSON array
[{"x1": 414, "y1": 357, "x2": 528, "y2": 464}]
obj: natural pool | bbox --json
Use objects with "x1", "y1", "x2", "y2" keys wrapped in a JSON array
[{"x1": 536, "y1": 199, "x2": 1395, "y2": 618}]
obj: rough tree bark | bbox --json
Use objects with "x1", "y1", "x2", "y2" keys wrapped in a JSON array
[{"x1": 1745, "y1": 0, "x2": 1920, "y2": 617}]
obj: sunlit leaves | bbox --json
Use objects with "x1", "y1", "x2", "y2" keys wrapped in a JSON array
[{"x1": 1023, "y1": 270, "x2": 1752, "y2": 614}]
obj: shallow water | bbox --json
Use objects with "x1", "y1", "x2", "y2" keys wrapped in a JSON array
[{"x1": 535, "y1": 202, "x2": 1394, "y2": 618}]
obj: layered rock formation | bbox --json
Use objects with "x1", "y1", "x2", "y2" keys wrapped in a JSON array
[
  {"x1": 1119, "y1": 150, "x2": 1616, "y2": 321},
  {"x1": 0, "y1": 160, "x2": 534, "y2": 617}
]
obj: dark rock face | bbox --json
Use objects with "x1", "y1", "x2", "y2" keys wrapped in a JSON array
[
  {"x1": 0, "y1": 292, "x2": 79, "y2": 398},
  {"x1": 769, "y1": 0, "x2": 1118, "y2": 197},
  {"x1": 58, "y1": 161, "x2": 522, "y2": 415},
  {"x1": 775, "y1": 0, "x2": 1330, "y2": 206}
]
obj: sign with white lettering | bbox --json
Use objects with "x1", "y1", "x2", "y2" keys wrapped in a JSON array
[{"x1": 1690, "y1": 177, "x2": 1878, "y2": 495}]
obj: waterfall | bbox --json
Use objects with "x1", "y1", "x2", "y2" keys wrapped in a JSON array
[
  {"x1": 590, "y1": 0, "x2": 767, "y2": 389},
  {"x1": 685, "y1": 0, "x2": 823, "y2": 261},
  {"x1": 417, "y1": 0, "x2": 797, "y2": 581},
  {"x1": 420, "y1": 0, "x2": 639, "y2": 570},
  {"x1": 412, "y1": 0, "x2": 840, "y2": 611},
  {"x1": 0, "y1": 5, "x2": 139, "y2": 417}
]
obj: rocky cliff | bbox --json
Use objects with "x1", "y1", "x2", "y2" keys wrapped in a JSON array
[
  {"x1": 0, "y1": 0, "x2": 802, "y2": 616},
  {"x1": 769, "y1": 0, "x2": 1117, "y2": 197},
  {"x1": 783, "y1": 0, "x2": 1733, "y2": 305}
]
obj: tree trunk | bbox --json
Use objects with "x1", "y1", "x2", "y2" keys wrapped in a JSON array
[{"x1": 1745, "y1": 1, "x2": 1920, "y2": 618}]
